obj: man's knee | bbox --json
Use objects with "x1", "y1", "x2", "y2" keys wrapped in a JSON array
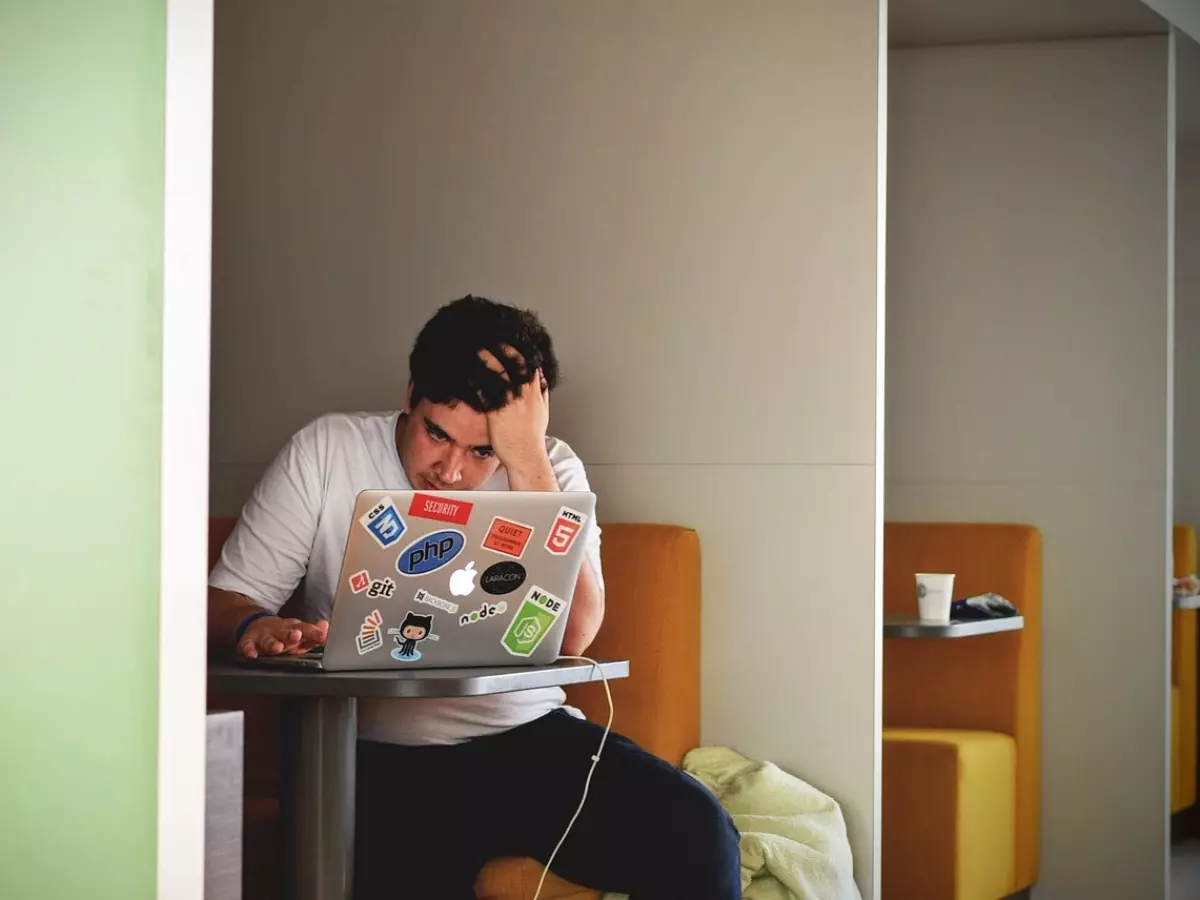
[{"x1": 658, "y1": 768, "x2": 740, "y2": 855}]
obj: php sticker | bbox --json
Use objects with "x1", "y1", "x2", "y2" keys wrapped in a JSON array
[
  {"x1": 366, "y1": 577, "x2": 396, "y2": 600},
  {"x1": 408, "y1": 492, "x2": 473, "y2": 526},
  {"x1": 459, "y1": 600, "x2": 508, "y2": 626},
  {"x1": 481, "y1": 561, "x2": 526, "y2": 595},
  {"x1": 359, "y1": 497, "x2": 406, "y2": 549},
  {"x1": 482, "y1": 516, "x2": 534, "y2": 559},
  {"x1": 396, "y1": 529, "x2": 466, "y2": 576},
  {"x1": 356, "y1": 609, "x2": 383, "y2": 655},
  {"x1": 544, "y1": 507, "x2": 587, "y2": 556},
  {"x1": 501, "y1": 585, "x2": 566, "y2": 657},
  {"x1": 388, "y1": 611, "x2": 438, "y2": 662},
  {"x1": 348, "y1": 570, "x2": 371, "y2": 594},
  {"x1": 413, "y1": 588, "x2": 459, "y2": 615}
]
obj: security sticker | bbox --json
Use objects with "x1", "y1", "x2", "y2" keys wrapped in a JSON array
[
  {"x1": 413, "y1": 588, "x2": 459, "y2": 614},
  {"x1": 544, "y1": 507, "x2": 586, "y2": 556},
  {"x1": 388, "y1": 612, "x2": 438, "y2": 662},
  {"x1": 359, "y1": 497, "x2": 406, "y2": 549},
  {"x1": 482, "y1": 516, "x2": 534, "y2": 559},
  {"x1": 356, "y1": 609, "x2": 384, "y2": 655},
  {"x1": 501, "y1": 586, "x2": 566, "y2": 657},
  {"x1": 348, "y1": 570, "x2": 371, "y2": 594},
  {"x1": 458, "y1": 600, "x2": 508, "y2": 626},
  {"x1": 408, "y1": 492, "x2": 473, "y2": 525}
]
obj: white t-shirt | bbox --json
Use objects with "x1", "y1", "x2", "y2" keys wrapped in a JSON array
[{"x1": 209, "y1": 410, "x2": 604, "y2": 745}]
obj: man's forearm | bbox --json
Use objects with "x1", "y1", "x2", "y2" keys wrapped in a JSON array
[
  {"x1": 208, "y1": 586, "x2": 269, "y2": 650},
  {"x1": 561, "y1": 559, "x2": 604, "y2": 656}
]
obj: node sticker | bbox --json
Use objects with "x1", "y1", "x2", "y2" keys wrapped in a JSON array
[{"x1": 501, "y1": 585, "x2": 566, "y2": 657}]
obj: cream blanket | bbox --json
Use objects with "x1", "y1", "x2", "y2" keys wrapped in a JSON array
[{"x1": 603, "y1": 746, "x2": 862, "y2": 900}]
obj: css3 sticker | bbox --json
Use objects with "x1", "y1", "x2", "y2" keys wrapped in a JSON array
[
  {"x1": 388, "y1": 612, "x2": 438, "y2": 662},
  {"x1": 545, "y1": 507, "x2": 586, "y2": 556},
  {"x1": 360, "y1": 497, "x2": 406, "y2": 549},
  {"x1": 396, "y1": 530, "x2": 465, "y2": 576},
  {"x1": 501, "y1": 586, "x2": 565, "y2": 657}
]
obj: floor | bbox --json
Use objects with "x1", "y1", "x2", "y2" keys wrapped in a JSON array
[{"x1": 1173, "y1": 839, "x2": 1200, "y2": 899}]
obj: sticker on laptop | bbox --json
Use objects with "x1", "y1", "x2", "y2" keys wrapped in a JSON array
[
  {"x1": 348, "y1": 570, "x2": 371, "y2": 594},
  {"x1": 449, "y1": 561, "x2": 478, "y2": 597},
  {"x1": 356, "y1": 609, "x2": 384, "y2": 655},
  {"x1": 481, "y1": 561, "x2": 526, "y2": 595},
  {"x1": 501, "y1": 586, "x2": 566, "y2": 657},
  {"x1": 396, "y1": 529, "x2": 466, "y2": 576},
  {"x1": 359, "y1": 497, "x2": 407, "y2": 549},
  {"x1": 482, "y1": 516, "x2": 534, "y2": 559},
  {"x1": 365, "y1": 576, "x2": 396, "y2": 600},
  {"x1": 388, "y1": 612, "x2": 438, "y2": 661},
  {"x1": 544, "y1": 507, "x2": 587, "y2": 556},
  {"x1": 408, "y1": 493, "x2": 473, "y2": 526},
  {"x1": 414, "y1": 588, "x2": 458, "y2": 615},
  {"x1": 459, "y1": 600, "x2": 508, "y2": 627}
]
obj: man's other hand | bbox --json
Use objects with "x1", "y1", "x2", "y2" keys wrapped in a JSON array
[{"x1": 238, "y1": 616, "x2": 329, "y2": 659}]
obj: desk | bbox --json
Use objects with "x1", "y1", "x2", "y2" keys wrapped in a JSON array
[
  {"x1": 208, "y1": 658, "x2": 629, "y2": 900},
  {"x1": 883, "y1": 615, "x2": 1024, "y2": 638}
]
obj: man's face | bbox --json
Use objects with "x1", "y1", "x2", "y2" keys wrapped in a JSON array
[{"x1": 397, "y1": 395, "x2": 503, "y2": 491}]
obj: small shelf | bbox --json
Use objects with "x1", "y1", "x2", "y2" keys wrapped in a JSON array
[
  {"x1": 883, "y1": 614, "x2": 1024, "y2": 639},
  {"x1": 1174, "y1": 596, "x2": 1200, "y2": 609}
]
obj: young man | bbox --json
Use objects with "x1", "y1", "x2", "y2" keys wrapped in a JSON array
[{"x1": 207, "y1": 296, "x2": 741, "y2": 899}]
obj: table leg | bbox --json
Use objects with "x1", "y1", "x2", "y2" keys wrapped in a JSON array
[{"x1": 280, "y1": 695, "x2": 358, "y2": 900}]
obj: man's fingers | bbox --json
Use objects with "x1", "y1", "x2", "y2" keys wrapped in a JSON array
[{"x1": 239, "y1": 639, "x2": 258, "y2": 659}]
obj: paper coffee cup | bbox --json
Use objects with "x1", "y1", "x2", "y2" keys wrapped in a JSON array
[{"x1": 916, "y1": 573, "x2": 955, "y2": 622}]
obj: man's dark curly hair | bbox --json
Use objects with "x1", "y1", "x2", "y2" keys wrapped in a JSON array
[{"x1": 408, "y1": 295, "x2": 560, "y2": 413}]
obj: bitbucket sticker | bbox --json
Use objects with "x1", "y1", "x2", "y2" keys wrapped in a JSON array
[
  {"x1": 388, "y1": 611, "x2": 438, "y2": 662},
  {"x1": 413, "y1": 588, "x2": 459, "y2": 615},
  {"x1": 482, "y1": 516, "x2": 534, "y2": 559},
  {"x1": 348, "y1": 570, "x2": 371, "y2": 594},
  {"x1": 501, "y1": 585, "x2": 566, "y2": 657},
  {"x1": 396, "y1": 529, "x2": 465, "y2": 576},
  {"x1": 481, "y1": 561, "x2": 526, "y2": 595},
  {"x1": 359, "y1": 497, "x2": 406, "y2": 549},
  {"x1": 459, "y1": 600, "x2": 508, "y2": 626},
  {"x1": 356, "y1": 609, "x2": 383, "y2": 655},
  {"x1": 408, "y1": 492, "x2": 473, "y2": 526},
  {"x1": 544, "y1": 507, "x2": 586, "y2": 556}
]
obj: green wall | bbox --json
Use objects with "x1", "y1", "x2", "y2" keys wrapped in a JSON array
[{"x1": 0, "y1": 2, "x2": 165, "y2": 897}]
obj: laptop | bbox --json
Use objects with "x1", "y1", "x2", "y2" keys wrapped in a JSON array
[{"x1": 246, "y1": 489, "x2": 597, "y2": 671}]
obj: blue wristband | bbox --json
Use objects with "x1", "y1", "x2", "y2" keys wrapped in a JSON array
[{"x1": 234, "y1": 610, "x2": 277, "y2": 645}]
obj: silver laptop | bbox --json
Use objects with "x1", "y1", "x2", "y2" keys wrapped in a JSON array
[{"x1": 248, "y1": 489, "x2": 596, "y2": 671}]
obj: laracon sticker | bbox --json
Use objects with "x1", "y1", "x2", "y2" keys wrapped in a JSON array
[
  {"x1": 544, "y1": 507, "x2": 587, "y2": 556},
  {"x1": 396, "y1": 529, "x2": 466, "y2": 576},
  {"x1": 501, "y1": 585, "x2": 566, "y2": 657},
  {"x1": 408, "y1": 493, "x2": 473, "y2": 526},
  {"x1": 388, "y1": 612, "x2": 438, "y2": 662},
  {"x1": 482, "y1": 516, "x2": 534, "y2": 559},
  {"x1": 356, "y1": 609, "x2": 383, "y2": 655},
  {"x1": 481, "y1": 561, "x2": 526, "y2": 595},
  {"x1": 359, "y1": 497, "x2": 406, "y2": 549},
  {"x1": 459, "y1": 600, "x2": 508, "y2": 626},
  {"x1": 348, "y1": 570, "x2": 371, "y2": 594},
  {"x1": 365, "y1": 576, "x2": 396, "y2": 600},
  {"x1": 414, "y1": 588, "x2": 459, "y2": 614}
]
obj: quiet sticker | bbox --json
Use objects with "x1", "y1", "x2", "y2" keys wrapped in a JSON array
[
  {"x1": 413, "y1": 588, "x2": 459, "y2": 615},
  {"x1": 408, "y1": 493, "x2": 473, "y2": 526},
  {"x1": 388, "y1": 612, "x2": 438, "y2": 662},
  {"x1": 359, "y1": 497, "x2": 406, "y2": 549},
  {"x1": 501, "y1": 586, "x2": 566, "y2": 657},
  {"x1": 544, "y1": 507, "x2": 587, "y2": 556},
  {"x1": 482, "y1": 516, "x2": 534, "y2": 559},
  {"x1": 348, "y1": 570, "x2": 371, "y2": 594},
  {"x1": 356, "y1": 609, "x2": 383, "y2": 655}
]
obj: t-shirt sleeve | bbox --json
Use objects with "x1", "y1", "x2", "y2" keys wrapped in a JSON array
[
  {"x1": 209, "y1": 422, "x2": 325, "y2": 613},
  {"x1": 548, "y1": 442, "x2": 605, "y2": 594}
]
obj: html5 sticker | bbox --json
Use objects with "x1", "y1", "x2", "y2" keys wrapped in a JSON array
[
  {"x1": 359, "y1": 496, "x2": 406, "y2": 549},
  {"x1": 408, "y1": 492, "x2": 473, "y2": 526},
  {"x1": 545, "y1": 507, "x2": 587, "y2": 556},
  {"x1": 482, "y1": 516, "x2": 534, "y2": 560}
]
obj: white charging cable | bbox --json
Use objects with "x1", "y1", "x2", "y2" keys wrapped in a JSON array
[{"x1": 532, "y1": 656, "x2": 614, "y2": 900}]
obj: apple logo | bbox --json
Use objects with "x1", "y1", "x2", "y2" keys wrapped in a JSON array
[{"x1": 449, "y1": 561, "x2": 478, "y2": 597}]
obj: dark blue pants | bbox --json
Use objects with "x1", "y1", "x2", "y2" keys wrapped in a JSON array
[{"x1": 354, "y1": 709, "x2": 742, "y2": 899}]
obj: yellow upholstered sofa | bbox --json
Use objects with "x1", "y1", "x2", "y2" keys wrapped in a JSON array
[
  {"x1": 208, "y1": 520, "x2": 702, "y2": 900},
  {"x1": 882, "y1": 523, "x2": 1041, "y2": 900},
  {"x1": 1173, "y1": 524, "x2": 1197, "y2": 816}
]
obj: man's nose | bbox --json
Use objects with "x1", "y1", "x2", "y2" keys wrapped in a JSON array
[{"x1": 439, "y1": 447, "x2": 466, "y2": 484}]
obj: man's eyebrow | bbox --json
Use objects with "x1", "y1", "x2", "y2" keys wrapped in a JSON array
[{"x1": 423, "y1": 417, "x2": 491, "y2": 453}]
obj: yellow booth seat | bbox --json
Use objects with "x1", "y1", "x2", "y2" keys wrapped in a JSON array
[
  {"x1": 883, "y1": 523, "x2": 1041, "y2": 900},
  {"x1": 1173, "y1": 524, "x2": 1198, "y2": 815}
]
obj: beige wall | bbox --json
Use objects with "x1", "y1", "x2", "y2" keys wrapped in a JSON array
[
  {"x1": 887, "y1": 37, "x2": 1172, "y2": 899},
  {"x1": 212, "y1": 0, "x2": 885, "y2": 892},
  {"x1": 1176, "y1": 142, "x2": 1200, "y2": 524}
]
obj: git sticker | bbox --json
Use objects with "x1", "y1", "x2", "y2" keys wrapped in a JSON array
[
  {"x1": 348, "y1": 570, "x2": 371, "y2": 594},
  {"x1": 408, "y1": 493, "x2": 473, "y2": 526},
  {"x1": 359, "y1": 497, "x2": 406, "y2": 549},
  {"x1": 366, "y1": 577, "x2": 396, "y2": 600},
  {"x1": 501, "y1": 586, "x2": 565, "y2": 657},
  {"x1": 482, "y1": 516, "x2": 534, "y2": 559},
  {"x1": 356, "y1": 609, "x2": 383, "y2": 655},
  {"x1": 544, "y1": 507, "x2": 586, "y2": 556}
]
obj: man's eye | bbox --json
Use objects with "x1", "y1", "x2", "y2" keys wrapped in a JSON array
[
  {"x1": 426, "y1": 427, "x2": 448, "y2": 443},
  {"x1": 473, "y1": 448, "x2": 494, "y2": 460}
]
